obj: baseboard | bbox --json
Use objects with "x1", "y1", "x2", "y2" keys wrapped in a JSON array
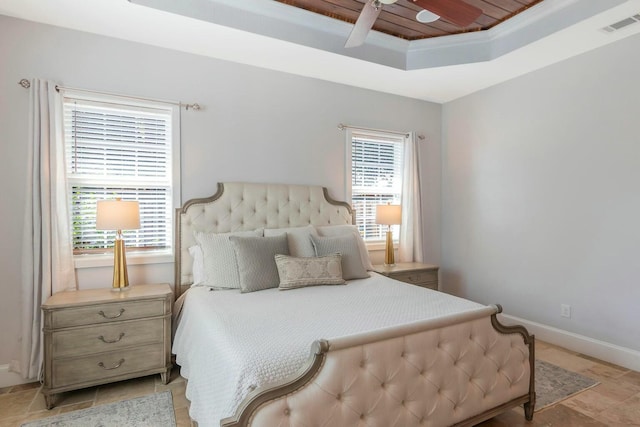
[
  {"x1": 501, "y1": 313, "x2": 640, "y2": 372},
  {"x1": 0, "y1": 363, "x2": 32, "y2": 388}
]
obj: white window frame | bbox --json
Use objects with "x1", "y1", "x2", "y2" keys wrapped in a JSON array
[
  {"x1": 345, "y1": 128, "x2": 405, "y2": 249},
  {"x1": 62, "y1": 91, "x2": 181, "y2": 269}
]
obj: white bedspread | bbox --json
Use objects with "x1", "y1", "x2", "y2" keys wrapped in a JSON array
[{"x1": 172, "y1": 273, "x2": 484, "y2": 427}]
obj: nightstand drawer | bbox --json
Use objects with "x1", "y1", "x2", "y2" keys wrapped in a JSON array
[
  {"x1": 51, "y1": 300, "x2": 165, "y2": 329},
  {"x1": 52, "y1": 343, "x2": 165, "y2": 388},
  {"x1": 393, "y1": 270, "x2": 438, "y2": 286},
  {"x1": 52, "y1": 318, "x2": 164, "y2": 358}
]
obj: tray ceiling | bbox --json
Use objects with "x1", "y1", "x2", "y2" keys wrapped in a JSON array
[{"x1": 2, "y1": 0, "x2": 638, "y2": 102}]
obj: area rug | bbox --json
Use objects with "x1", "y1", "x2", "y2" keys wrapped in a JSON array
[
  {"x1": 21, "y1": 391, "x2": 176, "y2": 427},
  {"x1": 535, "y1": 359, "x2": 599, "y2": 411}
]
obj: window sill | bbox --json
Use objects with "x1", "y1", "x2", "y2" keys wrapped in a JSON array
[
  {"x1": 365, "y1": 241, "x2": 399, "y2": 251},
  {"x1": 74, "y1": 251, "x2": 173, "y2": 269}
]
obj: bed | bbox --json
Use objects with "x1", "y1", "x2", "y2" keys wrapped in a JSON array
[{"x1": 173, "y1": 182, "x2": 535, "y2": 427}]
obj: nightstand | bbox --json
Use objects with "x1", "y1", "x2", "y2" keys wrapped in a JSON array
[
  {"x1": 41, "y1": 284, "x2": 173, "y2": 409},
  {"x1": 373, "y1": 262, "x2": 439, "y2": 290}
]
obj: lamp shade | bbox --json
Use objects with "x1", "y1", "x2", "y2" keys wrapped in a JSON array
[
  {"x1": 96, "y1": 199, "x2": 140, "y2": 230},
  {"x1": 376, "y1": 204, "x2": 402, "y2": 225}
]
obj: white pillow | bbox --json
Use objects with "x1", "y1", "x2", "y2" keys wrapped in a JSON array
[
  {"x1": 193, "y1": 229, "x2": 263, "y2": 289},
  {"x1": 310, "y1": 234, "x2": 370, "y2": 280},
  {"x1": 316, "y1": 224, "x2": 374, "y2": 270},
  {"x1": 264, "y1": 225, "x2": 317, "y2": 258},
  {"x1": 188, "y1": 245, "x2": 205, "y2": 285}
]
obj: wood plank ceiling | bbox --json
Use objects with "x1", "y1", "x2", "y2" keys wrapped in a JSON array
[{"x1": 275, "y1": 0, "x2": 545, "y2": 40}]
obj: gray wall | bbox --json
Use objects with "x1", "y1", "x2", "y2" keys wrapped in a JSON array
[
  {"x1": 0, "y1": 15, "x2": 442, "y2": 367},
  {"x1": 442, "y1": 33, "x2": 640, "y2": 351}
]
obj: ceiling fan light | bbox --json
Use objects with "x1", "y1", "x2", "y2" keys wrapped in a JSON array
[
  {"x1": 378, "y1": 0, "x2": 397, "y2": 4},
  {"x1": 416, "y1": 9, "x2": 440, "y2": 23}
]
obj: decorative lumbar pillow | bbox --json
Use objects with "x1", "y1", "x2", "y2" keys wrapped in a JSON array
[
  {"x1": 264, "y1": 225, "x2": 317, "y2": 258},
  {"x1": 310, "y1": 234, "x2": 370, "y2": 280},
  {"x1": 193, "y1": 229, "x2": 263, "y2": 289},
  {"x1": 316, "y1": 224, "x2": 374, "y2": 271},
  {"x1": 188, "y1": 245, "x2": 205, "y2": 285},
  {"x1": 275, "y1": 254, "x2": 346, "y2": 290},
  {"x1": 230, "y1": 234, "x2": 290, "y2": 293}
]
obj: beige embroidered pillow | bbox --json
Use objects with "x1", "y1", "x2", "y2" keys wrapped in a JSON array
[{"x1": 275, "y1": 254, "x2": 346, "y2": 290}]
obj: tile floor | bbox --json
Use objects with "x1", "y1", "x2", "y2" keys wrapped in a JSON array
[{"x1": 1, "y1": 341, "x2": 638, "y2": 426}]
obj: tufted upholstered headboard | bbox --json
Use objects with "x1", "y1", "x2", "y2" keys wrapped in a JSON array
[{"x1": 174, "y1": 182, "x2": 354, "y2": 298}]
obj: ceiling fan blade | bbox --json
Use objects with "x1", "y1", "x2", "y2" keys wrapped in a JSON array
[
  {"x1": 345, "y1": 0, "x2": 382, "y2": 48},
  {"x1": 412, "y1": 0, "x2": 482, "y2": 27}
]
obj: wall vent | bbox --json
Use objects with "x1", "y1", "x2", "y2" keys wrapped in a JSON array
[{"x1": 601, "y1": 14, "x2": 640, "y2": 33}]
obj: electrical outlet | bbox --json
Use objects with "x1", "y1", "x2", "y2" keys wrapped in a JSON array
[{"x1": 561, "y1": 304, "x2": 571, "y2": 318}]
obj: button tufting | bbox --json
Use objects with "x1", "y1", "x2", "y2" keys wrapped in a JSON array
[
  {"x1": 284, "y1": 408, "x2": 290, "y2": 416},
  {"x1": 360, "y1": 414, "x2": 365, "y2": 420},
  {"x1": 380, "y1": 382, "x2": 385, "y2": 389},
  {"x1": 401, "y1": 400, "x2": 405, "y2": 406},
  {"x1": 336, "y1": 393, "x2": 341, "y2": 401},
  {"x1": 360, "y1": 360, "x2": 365, "y2": 368},
  {"x1": 420, "y1": 370, "x2": 425, "y2": 376},
  {"x1": 401, "y1": 351, "x2": 405, "y2": 357}
]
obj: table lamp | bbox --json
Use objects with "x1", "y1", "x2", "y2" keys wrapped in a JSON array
[
  {"x1": 376, "y1": 203, "x2": 401, "y2": 266},
  {"x1": 96, "y1": 198, "x2": 140, "y2": 291}
]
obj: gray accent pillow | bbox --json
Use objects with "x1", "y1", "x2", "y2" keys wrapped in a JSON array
[
  {"x1": 264, "y1": 225, "x2": 317, "y2": 257},
  {"x1": 230, "y1": 234, "x2": 290, "y2": 293},
  {"x1": 275, "y1": 254, "x2": 346, "y2": 290},
  {"x1": 193, "y1": 229, "x2": 263, "y2": 289},
  {"x1": 316, "y1": 224, "x2": 374, "y2": 270},
  {"x1": 310, "y1": 234, "x2": 370, "y2": 280}
]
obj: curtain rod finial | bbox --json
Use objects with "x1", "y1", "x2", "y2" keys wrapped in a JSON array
[{"x1": 19, "y1": 79, "x2": 31, "y2": 89}]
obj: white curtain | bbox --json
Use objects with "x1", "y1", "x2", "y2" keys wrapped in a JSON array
[
  {"x1": 399, "y1": 132, "x2": 424, "y2": 263},
  {"x1": 20, "y1": 79, "x2": 77, "y2": 380}
]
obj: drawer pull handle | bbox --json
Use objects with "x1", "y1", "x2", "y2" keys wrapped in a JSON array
[
  {"x1": 98, "y1": 333, "x2": 125, "y2": 344},
  {"x1": 98, "y1": 308, "x2": 125, "y2": 319},
  {"x1": 98, "y1": 359, "x2": 125, "y2": 370}
]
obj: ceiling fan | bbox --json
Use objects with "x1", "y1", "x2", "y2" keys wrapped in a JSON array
[{"x1": 345, "y1": 0, "x2": 483, "y2": 48}]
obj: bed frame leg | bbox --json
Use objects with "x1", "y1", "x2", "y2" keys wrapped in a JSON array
[{"x1": 524, "y1": 401, "x2": 534, "y2": 421}]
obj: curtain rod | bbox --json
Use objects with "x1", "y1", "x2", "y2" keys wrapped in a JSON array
[
  {"x1": 338, "y1": 123, "x2": 425, "y2": 140},
  {"x1": 18, "y1": 78, "x2": 201, "y2": 111}
]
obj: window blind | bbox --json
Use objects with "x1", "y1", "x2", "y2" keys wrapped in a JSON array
[
  {"x1": 351, "y1": 133, "x2": 404, "y2": 241},
  {"x1": 64, "y1": 99, "x2": 173, "y2": 254}
]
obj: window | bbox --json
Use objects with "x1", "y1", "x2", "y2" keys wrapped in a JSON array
[
  {"x1": 63, "y1": 93, "x2": 179, "y2": 265},
  {"x1": 346, "y1": 129, "x2": 404, "y2": 242}
]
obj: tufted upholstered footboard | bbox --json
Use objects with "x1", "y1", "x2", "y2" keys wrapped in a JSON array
[{"x1": 221, "y1": 305, "x2": 535, "y2": 427}]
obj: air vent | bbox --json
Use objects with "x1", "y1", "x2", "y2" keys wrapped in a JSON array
[{"x1": 601, "y1": 14, "x2": 640, "y2": 33}]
